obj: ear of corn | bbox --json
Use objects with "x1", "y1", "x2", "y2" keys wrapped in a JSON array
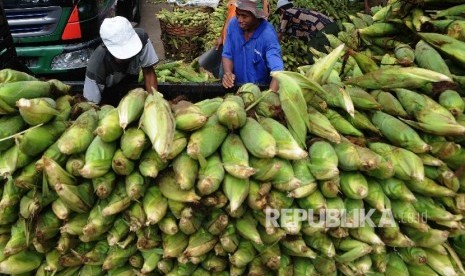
[
  {"x1": 415, "y1": 40, "x2": 451, "y2": 76},
  {"x1": 173, "y1": 150, "x2": 199, "y2": 190},
  {"x1": 239, "y1": 117, "x2": 277, "y2": 158},
  {"x1": 125, "y1": 171, "x2": 146, "y2": 201},
  {"x1": 308, "y1": 141, "x2": 339, "y2": 180},
  {"x1": 94, "y1": 108, "x2": 123, "y2": 143},
  {"x1": 439, "y1": 89, "x2": 464, "y2": 116},
  {"x1": 0, "y1": 250, "x2": 42, "y2": 274},
  {"x1": 371, "y1": 111, "x2": 431, "y2": 153},
  {"x1": 173, "y1": 100, "x2": 208, "y2": 131},
  {"x1": 117, "y1": 88, "x2": 147, "y2": 130},
  {"x1": 0, "y1": 81, "x2": 52, "y2": 107},
  {"x1": 220, "y1": 134, "x2": 256, "y2": 179},
  {"x1": 0, "y1": 69, "x2": 37, "y2": 83},
  {"x1": 259, "y1": 117, "x2": 307, "y2": 160},
  {"x1": 92, "y1": 171, "x2": 116, "y2": 199},
  {"x1": 194, "y1": 97, "x2": 223, "y2": 116},
  {"x1": 15, "y1": 162, "x2": 41, "y2": 190},
  {"x1": 65, "y1": 153, "x2": 85, "y2": 177},
  {"x1": 17, "y1": 121, "x2": 67, "y2": 157},
  {"x1": 111, "y1": 149, "x2": 135, "y2": 176},
  {"x1": 0, "y1": 115, "x2": 26, "y2": 151},
  {"x1": 16, "y1": 97, "x2": 59, "y2": 126},
  {"x1": 197, "y1": 152, "x2": 224, "y2": 196},
  {"x1": 223, "y1": 173, "x2": 250, "y2": 213},
  {"x1": 216, "y1": 95, "x2": 247, "y2": 130},
  {"x1": 271, "y1": 72, "x2": 308, "y2": 148},
  {"x1": 256, "y1": 89, "x2": 282, "y2": 118},
  {"x1": 0, "y1": 144, "x2": 34, "y2": 178},
  {"x1": 370, "y1": 90, "x2": 408, "y2": 117},
  {"x1": 79, "y1": 136, "x2": 117, "y2": 179},
  {"x1": 270, "y1": 158, "x2": 301, "y2": 192},
  {"x1": 249, "y1": 156, "x2": 282, "y2": 182},
  {"x1": 140, "y1": 90, "x2": 175, "y2": 161},
  {"x1": 236, "y1": 83, "x2": 261, "y2": 108},
  {"x1": 306, "y1": 106, "x2": 342, "y2": 143},
  {"x1": 418, "y1": 32, "x2": 465, "y2": 67},
  {"x1": 344, "y1": 66, "x2": 452, "y2": 90},
  {"x1": 35, "y1": 142, "x2": 68, "y2": 172},
  {"x1": 101, "y1": 181, "x2": 131, "y2": 217},
  {"x1": 158, "y1": 169, "x2": 200, "y2": 203},
  {"x1": 369, "y1": 142, "x2": 425, "y2": 182},
  {"x1": 346, "y1": 85, "x2": 381, "y2": 110},
  {"x1": 55, "y1": 181, "x2": 94, "y2": 214},
  {"x1": 57, "y1": 108, "x2": 98, "y2": 155},
  {"x1": 187, "y1": 114, "x2": 228, "y2": 161}
]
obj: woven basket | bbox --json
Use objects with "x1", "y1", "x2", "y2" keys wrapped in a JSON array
[
  {"x1": 174, "y1": 5, "x2": 214, "y2": 14},
  {"x1": 160, "y1": 20, "x2": 207, "y2": 37},
  {"x1": 162, "y1": 33, "x2": 202, "y2": 61}
]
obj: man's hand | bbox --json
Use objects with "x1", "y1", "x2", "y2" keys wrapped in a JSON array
[{"x1": 222, "y1": 72, "x2": 235, "y2": 89}]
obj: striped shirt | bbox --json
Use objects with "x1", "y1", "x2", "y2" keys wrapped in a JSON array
[{"x1": 279, "y1": 8, "x2": 334, "y2": 39}]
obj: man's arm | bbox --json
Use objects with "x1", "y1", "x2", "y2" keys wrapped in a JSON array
[
  {"x1": 222, "y1": 57, "x2": 235, "y2": 88},
  {"x1": 83, "y1": 75, "x2": 104, "y2": 104},
  {"x1": 142, "y1": 66, "x2": 158, "y2": 93}
]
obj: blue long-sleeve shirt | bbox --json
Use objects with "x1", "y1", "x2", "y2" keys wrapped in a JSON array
[{"x1": 222, "y1": 17, "x2": 284, "y2": 85}]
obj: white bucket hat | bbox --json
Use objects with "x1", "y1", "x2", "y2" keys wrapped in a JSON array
[
  {"x1": 276, "y1": 0, "x2": 292, "y2": 9},
  {"x1": 100, "y1": 16, "x2": 142, "y2": 59}
]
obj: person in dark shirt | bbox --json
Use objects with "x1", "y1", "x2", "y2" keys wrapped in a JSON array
[
  {"x1": 275, "y1": 0, "x2": 339, "y2": 61},
  {"x1": 83, "y1": 16, "x2": 159, "y2": 106}
]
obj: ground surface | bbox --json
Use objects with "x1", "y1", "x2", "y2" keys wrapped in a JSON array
[{"x1": 138, "y1": 1, "x2": 172, "y2": 62}]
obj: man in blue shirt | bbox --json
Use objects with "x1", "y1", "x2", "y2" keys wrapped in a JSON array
[{"x1": 222, "y1": 0, "x2": 284, "y2": 92}]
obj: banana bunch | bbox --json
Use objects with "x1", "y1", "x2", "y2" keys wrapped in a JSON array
[{"x1": 0, "y1": 58, "x2": 465, "y2": 276}]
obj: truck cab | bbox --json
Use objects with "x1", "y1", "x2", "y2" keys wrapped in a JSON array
[{"x1": 3, "y1": 0, "x2": 140, "y2": 80}]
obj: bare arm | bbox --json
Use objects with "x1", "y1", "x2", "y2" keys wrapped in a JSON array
[
  {"x1": 269, "y1": 77, "x2": 279, "y2": 92},
  {"x1": 142, "y1": 66, "x2": 158, "y2": 93},
  {"x1": 222, "y1": 57, "x2": 235, "y2": 88}
]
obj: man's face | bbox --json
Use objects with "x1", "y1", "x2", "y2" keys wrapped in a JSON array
[{"x1": 236, "y1": 8, "x2": 260, "y2": 31}]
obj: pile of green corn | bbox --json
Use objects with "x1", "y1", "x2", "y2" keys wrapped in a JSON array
[{"x1": 153, "y1": 60, "x2": 219, "y2": 83}]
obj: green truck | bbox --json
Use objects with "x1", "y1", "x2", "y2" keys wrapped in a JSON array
[{"x1": 3, "y1": 0, "x2": 140, "y2": 80}]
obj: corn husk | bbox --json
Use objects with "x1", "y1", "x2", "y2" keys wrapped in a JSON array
[
  {"x1": 95, "y1": 107, "x2": 123, "y2": 142},
  {"x1": 16, "y1": 97, "x2": 59, "y2": 125},
  {"x1": 0, "y1": 144, "x2": 34, "y2": 178},
  {"x1": 197, "y1": 152, "x2": 224, "y2": 196},
  {"x1": 158, "y1": 169, "x2": 200, "y2": 203},
  {"x1": 139, "y1": 148, "x2": 168, "y2": 179},
  {"x1": 187, "y1": 114, "x2": 228, "y2": 161},
  {"x1": 117, "y1": 88, "x2": 147, "y2": 130},
  {"x1": 0, "y1": 115, "x2": 26, "y2": 151},
  {"x1": 216, "y1": 95, "x2": 247, "y2": 130},
  {"x1": 173, "y1": 100, "x2": 208, "y2": 131},
  {"x1": 111, "y1": 149, "x2": 135, "y2": 176},
  {"x1": 308, "y1": 141, "x2": 339, "y2": 180},
  {"x1": 79, "y1": 136, "x2": 117, "y2": 179},
  {"x1": 57, "y1": 108, "x2": 98, "y2": 155},
  {"x1": 139, "y1": 90, "x2": 175, "y2": 161},
  {"x1": 16, "y1": 120, "x2": 68, "y2": 156}
]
